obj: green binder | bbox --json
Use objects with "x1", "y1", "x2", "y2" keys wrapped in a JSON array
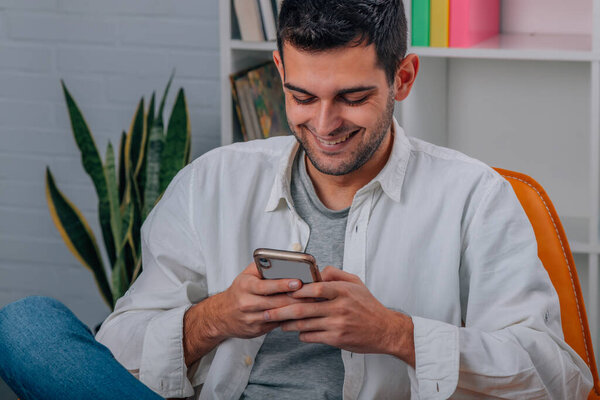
[{"x1": 412, "y1": 0, "x2": 430, "y2": 46}]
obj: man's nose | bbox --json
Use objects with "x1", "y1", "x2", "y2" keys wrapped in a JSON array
[{"x1": 313, "y1": 101, "x2": 342, "y2": 136}]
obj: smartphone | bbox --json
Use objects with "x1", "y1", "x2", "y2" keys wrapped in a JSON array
[{"x1": 253, "y1": 248, "x2": 321, "y2": 283}]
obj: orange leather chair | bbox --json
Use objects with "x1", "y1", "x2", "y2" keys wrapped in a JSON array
[{"x1": 494, "y1": 168, "x2": 600, "y2": 399}]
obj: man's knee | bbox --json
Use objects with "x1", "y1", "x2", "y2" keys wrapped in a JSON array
[{"x1": 0, "y1": 296, "x2": 71, "y2": 344}]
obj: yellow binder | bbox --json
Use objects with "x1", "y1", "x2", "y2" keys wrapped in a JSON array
[{"x1": 430, "y1": 0, "x2": 449, "y2": 47}]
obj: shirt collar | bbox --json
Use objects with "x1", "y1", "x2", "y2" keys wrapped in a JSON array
[{"x1": 265, "y1": 117, "x2": 411, "y2": 212}]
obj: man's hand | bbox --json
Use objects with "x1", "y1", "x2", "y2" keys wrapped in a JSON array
[
  {"x1": 263, "y1": 266, "x2": 416, "y2": 367},
  {"x1": 183, "y1": 263, "x2": 307, "y2": 367}
]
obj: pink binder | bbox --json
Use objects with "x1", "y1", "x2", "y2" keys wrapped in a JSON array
[{"x1": 449, "y1": 0, "x2": 500, "y2": 48}]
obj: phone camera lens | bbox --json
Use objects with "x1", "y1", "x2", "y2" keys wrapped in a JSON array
[{"x1": 258, "y1": 258, "x2": 271, "y2": 268}]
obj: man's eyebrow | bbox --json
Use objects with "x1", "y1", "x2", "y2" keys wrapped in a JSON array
[
  {"x1": 283, "y1": 83, "x2": 377, "y2": 97},
  {"x1": 283, "y1": 83, "x2": 314, "y2": 96}
]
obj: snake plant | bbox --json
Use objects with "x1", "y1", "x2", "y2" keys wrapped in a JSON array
[{"x1": 46, "y1": 73, "x2": 191, "y2": 309}]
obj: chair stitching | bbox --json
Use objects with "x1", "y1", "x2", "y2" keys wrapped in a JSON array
[{"x1": 502, "y1": 174, "x2": 592, "y2": 367}]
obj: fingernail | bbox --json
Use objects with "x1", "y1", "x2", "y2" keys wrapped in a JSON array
[
  {"x1": 289, "y1": 280, "x2": 299, "y2": 289},
  {"x1": 263, "y1": 311, "x2": 270, "y2": 321}
]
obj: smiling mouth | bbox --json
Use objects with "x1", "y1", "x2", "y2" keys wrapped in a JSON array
[{"x1": 314, "y1": 129, "x2": 360, "y2": 146}]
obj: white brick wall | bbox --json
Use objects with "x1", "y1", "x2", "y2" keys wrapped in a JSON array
[{"x1": 0, "y1": 1, "x2": 221, "y2": 328}]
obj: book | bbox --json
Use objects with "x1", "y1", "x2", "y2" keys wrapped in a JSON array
[
  {"x1": 239, "y1": 76, "x2": 263, "y2": 140},
  {"x1": 231, "y1": 75, "x2": 251, "y2": 141},
  {"x1": 246, "y1": 62, "x2": 288, "y2": 138},
  {"x1": 233, "y1": 0, "x2": 265, "y2": 41},
  {"x1": 412, "y1": 0, "x2": 430, "y2": 46},
  {"x1": 230, "y1": 62, "x2": 288, "y2": 141},
  {"x1": 430, "y1": 0, "x2": 449, "y2": 47},
  {"x1": 259, "y1": 0, "x2": 277, "y2": 41},
  {"x1": 449, "y1": 0, "x2": 499, "y2": 48}
]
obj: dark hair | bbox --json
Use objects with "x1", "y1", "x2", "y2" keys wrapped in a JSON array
[{"x1": 276, "y1": 0, "x2": 407, "y2": 85}]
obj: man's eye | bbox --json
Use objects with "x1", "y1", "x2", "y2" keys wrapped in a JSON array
[
  {"x1": 292, "y1": 96, "x2": 315, "y2": 105},
  {"x1": 342, "y1": 96, "x2": 368, "y2": 106}
]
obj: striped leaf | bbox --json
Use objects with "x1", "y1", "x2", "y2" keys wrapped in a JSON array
[
  {"x1": 118, "y1": 131, "x2": 127, "y2": 205},
  {"x1": 156, "y1": 69, "x2": 175, "y2": 127},
  {"x1": 132, "y1": 255, "x2": 143, "y2": 283},
  {"x1": 45, "y1": 168, "x2": 113, "y2": 309},
  {"x1": 61, "y1": 81, "x2": 116, "y2": 267},
  {"x1": 137, "y1": 92, "x2": 156, "y2": 206},
  {"x1": 112, "y1": 201, "x2": 133, "y2": 302},
  {"x1": 160, "y1": 88, "x2": 189, "y2": 193},
  {"x1": 143, "y1": 123, "x2": 164, "y2": 218},
  {"x1": 104, "y1": 141, "x2": 122, "y2": 264},
  {"x1": 128, "y1": 167, "x2": 143, "y2": 258},
  {"x1": 126, "y1": 98, "x2": 146, "y2": 178}
]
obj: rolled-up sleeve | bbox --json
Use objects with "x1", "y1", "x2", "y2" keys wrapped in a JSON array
[
  {"x1": 407, "y1": 176, "x2": 593, "y2": 399},
  {"x1": 96, "y1": 164, "x2": 208, "y2": 399}
]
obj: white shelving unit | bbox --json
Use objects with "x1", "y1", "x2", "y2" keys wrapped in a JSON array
[{"x1": 220, "y1": 0, "x2": 600, "y2": 360}]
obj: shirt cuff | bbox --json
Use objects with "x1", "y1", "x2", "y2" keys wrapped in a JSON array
[
  {"x1": 407, "y1": 316, "x2": 459, "y2": 399},
  {"x1": 139, "y1": 304, "x2": 195, "y2": 398}
]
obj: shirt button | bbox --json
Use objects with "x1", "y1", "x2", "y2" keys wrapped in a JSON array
[
  {"x1": 244, "y1": 355, "x2": 252, "y2": 366},
  {"x1": 291, "y1": 242, "x2": 302, "y2": 252}
]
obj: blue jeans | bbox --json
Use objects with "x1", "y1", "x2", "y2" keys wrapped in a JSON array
[{"x1": 0, "y1": 296, "x2": 164, "y2": 400}]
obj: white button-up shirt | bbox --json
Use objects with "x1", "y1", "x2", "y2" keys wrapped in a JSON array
[{"x1": 96, "y1": 119, "x2": 593, "y2": 399}]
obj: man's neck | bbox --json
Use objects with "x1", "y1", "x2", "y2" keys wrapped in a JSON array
[{"x1": 305, "y1": 130, "x2": 394, "y2": 211}]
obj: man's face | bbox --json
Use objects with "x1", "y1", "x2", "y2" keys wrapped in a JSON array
[{"x1": 274, "y1": 42, "x2": 395, "y2": 176}]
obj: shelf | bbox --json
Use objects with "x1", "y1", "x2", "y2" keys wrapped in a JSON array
[
  {"x1": 410, "y1": 33, "x2": 597, "y2": 62},
  {"x1": 230, "y1": 35, "x2": 599, "y2": 61},
  {"x1": 230, "y1": 40, "x2": 277, "y2": 52}
]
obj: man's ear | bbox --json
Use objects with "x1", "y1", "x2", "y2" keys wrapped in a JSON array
[
  {"x1": 393, "y1": 54, "x2": 419, "y2": 102},
  {"x1": 273, "y1": 50, "x2": 285, "y2": 83}
]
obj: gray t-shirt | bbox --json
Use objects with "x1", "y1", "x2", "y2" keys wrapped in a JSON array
[{"x1": 240, "y1": 151, "x2": 348, "y2": 399}]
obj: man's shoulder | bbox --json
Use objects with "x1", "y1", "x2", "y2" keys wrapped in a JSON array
[
  {"x1": 193, "y1": 136, "x2": 294, "y2": 162},
  {"x1": 406, "y1": 136, "x2": 505, "y2": 188},
  {"x1": 189, "y1": 136, "x2": 296, "y2": 172}
]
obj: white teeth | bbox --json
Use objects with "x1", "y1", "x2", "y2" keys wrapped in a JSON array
[{"x1": 316, "y1": 130, "x2": 356, "y2": 145}]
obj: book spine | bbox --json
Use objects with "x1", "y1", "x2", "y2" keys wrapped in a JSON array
[
  {"x1": 412, "y1": 0, "x2": 430, "y2": 46},
  {"x1": 234, "y1": 0, "x2": 266, "y2": 41},
  {"x1": 233, "y1": 77, "x2": 253, "y2": 141},
  {"x1": 240, "y1": 77, "x2": 263, "y2": 139},
  {"x1": 449, "y1": 0, "x2": 499, "y2": 48},
  {"x1": 230, "y1": 76, "x2": 249, "y2": 141},
  {"x1": 430, "y1": 0, "x2": 449, "y2": 47},
  {"x1": 259, "y1": 0, "x2": 277, "y2": 41}
]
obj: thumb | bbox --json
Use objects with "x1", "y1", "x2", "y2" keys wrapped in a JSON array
[
  {"x1": 242, "y1": 262, "x2": 261, "y2": 278},
  {"x1": 321, "y1": 266, "x2": 362, "y2": 283}
]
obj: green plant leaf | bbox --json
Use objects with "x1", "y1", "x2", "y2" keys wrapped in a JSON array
[
  {"x1": 104, "y1": 141, "x2": 122, "y2": 264},
  {"x1": 128, "y1": 167, "x2": 143, "y2": 257},
  {"x1": 45, "y1": 168, "x2": 113, "y2": 309},
  {"x1": 132, "y1": 255, "x2": 143, "y2": 283},
  {"x1": 112, "y1": 201, "x2": 133, "y2": 303},
  {"x1": 184, "y1": 127, "x2": 191, "y2": 165},
  {"x1": 118, "y1": 131, "x2": 127, "y2": 205},
  {"x1": 126, "y1": 98, "x2": 146, "y2": 178},
  {"x1": 61, "y1": 81, "x2": 116, "y2": 267},
  {"x1": 137, "y1": 92, "x2": 156, "y2": 206},
  {"x1": 160, "y1": 88, "x2": 189, "y2": 193},
  {"x1": 111, "y1": 255, "x2": 128, "y2": 304},
  {"x1": 156, "y1": 69, "x2": 175, "y2": 127},
  {"x1": 143, "y1": 123, "x2": 165, "y2": 218}
]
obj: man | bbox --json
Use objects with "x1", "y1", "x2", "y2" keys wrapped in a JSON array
[
  {"x1": 0, "y1": 0, "x2": 593, "y2": 399},
  {"x1": 95, "y1": 0, "x2": 593, "y2": 398}
]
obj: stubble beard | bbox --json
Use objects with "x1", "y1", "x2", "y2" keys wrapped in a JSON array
[{"x1": 290, "y1": 91, "x2": 396, "y2": 176}]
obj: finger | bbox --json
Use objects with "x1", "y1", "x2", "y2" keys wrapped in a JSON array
[
  {"x1": 321, "y1": 266, "x2": 362, "y2": 283},
  {"x1": 281, "y1": 317, "x2": 328, "y2": 333},
  {"x1": 242, "y1": 262, "x2": 261, "y2": 278},
  {"x1": 250, "y1": 293, "x2": 312, "y2": 311},
  {"x1": 289, "y1": 282, "x2": 339, "y2": 300},
  {"x1": 251, "y1": 277, "x2": 303, "y2": 296},
  {"x1": 298, "y1": 331, "x2": 334, "y2": 346},
  {"x1": 264, "y1": 302, "x2": 326, "y2": 322}
]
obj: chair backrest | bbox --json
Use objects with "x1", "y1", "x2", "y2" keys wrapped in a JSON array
[{"x1": 494, "y1": 168, "x2": 600, "y2": 399}]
